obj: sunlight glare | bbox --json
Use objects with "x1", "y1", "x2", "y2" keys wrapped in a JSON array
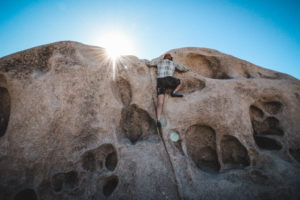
[
  {"x1": 99, "y1": 31, "x2": 135, "y2": 80},
  {"x1": 102, "y1": 32, "x2": 135, "y2": 61}
]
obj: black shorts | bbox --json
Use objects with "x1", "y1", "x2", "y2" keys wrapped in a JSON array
[{"x1": 157, "y1": 76, "x2": 181, "y2": 95}]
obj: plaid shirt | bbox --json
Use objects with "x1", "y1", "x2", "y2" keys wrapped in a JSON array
[{"x1": 146, "y1": 58, "x2": 189, "y2": 78}]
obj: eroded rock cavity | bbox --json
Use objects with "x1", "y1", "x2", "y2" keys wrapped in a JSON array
[
  {"x1": 102, "y1": 175, "x2": 119, "y2": 197},
  {"x1": 185, "y1": 53, "x2": 230, "y2": 79},
  {"x1": 80, "y1": 143, "x2": 118, "y2": 172},
  {"x1": 249, "y1": 99, "x2": 286, "y2": 151},
  {"x1": 221, "y1": 135, "x2": 250, "y2": 169},
  {"x1": 51, "y1": 171, "x2": 79, "y2": 192},
  {"x1": 180, "y1": 77, "x2": 205, "y2": 94},
  {"x1": 263, "y1": 101, "x2": 283, "y2": 115},
  {"x1": 185, "y1": 125, "x2": 220, "y2": 173},
  {"x1": 119, "y1": 104, "x2": 158, "y2": 144},
  {"x1": 111, "y1": 77, "x2": 132, "y2": 106},
  {"x1": 14, "y1": 189, "x2": 37, "y2": 200}
]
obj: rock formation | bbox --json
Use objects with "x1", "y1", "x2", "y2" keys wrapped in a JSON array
[{"x1": 0, "y1": 41, "x2": 299, "y2": 200}]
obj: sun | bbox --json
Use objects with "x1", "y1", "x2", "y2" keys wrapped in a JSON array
[
  {"x1": 97, "y1": 31, "x2": 135, "y2": 80},
  {"x1": 101, "y1": 31, "x2": 135, "y2": 61}
]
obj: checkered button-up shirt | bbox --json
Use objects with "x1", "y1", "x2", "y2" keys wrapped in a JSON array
[{"x1": 146, "y1": 58, "x2": 189, "y2": 78}]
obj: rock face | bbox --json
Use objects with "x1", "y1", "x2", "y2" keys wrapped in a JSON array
[{"x1": 0, "y1": 41, "x2": 299, "y2": 200}]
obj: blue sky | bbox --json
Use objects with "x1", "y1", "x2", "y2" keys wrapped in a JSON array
[{"x1": 0, "y1": 0, "x2": 299, "y2": 79}]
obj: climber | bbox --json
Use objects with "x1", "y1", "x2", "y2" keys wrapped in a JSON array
[{"x1": 145, "y1": 53, "x2": 189, "y2": 127}]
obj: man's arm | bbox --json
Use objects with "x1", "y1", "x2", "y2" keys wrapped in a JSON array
[
  {"x1": 144, "y1": 58, "x2": 160, "y2": 67},
  {"x1": 174, "y1": 62, "x2": 189, "y2": 72}
]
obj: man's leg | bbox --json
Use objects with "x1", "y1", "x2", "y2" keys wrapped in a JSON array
[
  {"x1": 157, "y1": 94, "x2": 165, "y2": 121},
  {"x1": 172, "y1": 79, "x2": 183, "y2": 94},
  {"x1": 171, "y1": 79, "x2": 184, "y2": 97}
]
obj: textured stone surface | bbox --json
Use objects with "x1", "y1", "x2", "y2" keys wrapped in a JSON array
[{"x1": 0, "y1": 41, "x2": 299, "y2": 200}]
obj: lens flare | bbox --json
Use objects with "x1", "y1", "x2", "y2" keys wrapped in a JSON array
[
  {"x1": 102, "y1": 32, "x2": 134, "y2": 60},
  {"x1": 99, "y1": 31, "x2": 135, "y2": 79}
]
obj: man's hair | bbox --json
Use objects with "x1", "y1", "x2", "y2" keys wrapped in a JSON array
[{"x1": 163, "y1": 53, "x2": 172, "y2": 60}]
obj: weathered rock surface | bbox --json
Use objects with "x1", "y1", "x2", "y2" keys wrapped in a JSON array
[{"x1": 0, "y1": 41, "x2": 299, "y2": 200}]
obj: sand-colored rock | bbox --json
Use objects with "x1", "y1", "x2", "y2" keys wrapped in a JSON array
[{"x1": 0, "y1": 41, "x2": 299, "y2": 200}]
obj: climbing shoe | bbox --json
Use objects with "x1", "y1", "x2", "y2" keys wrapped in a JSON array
[
  {"x1": 157, "y1": 120, "x2": 162, "y2": 127},
  {"x1": 171, "y1": 92, "x2": 183, "y2": 97}
]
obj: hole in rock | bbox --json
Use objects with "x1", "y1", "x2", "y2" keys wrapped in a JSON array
[
  {"x1": 265, "y1": 117, "x2": 279, "y2": 128},
  {"x1": 250, "y1": 105, "x2": 264, "y2": 119},
  {"x1": 81, "y1": 151, "x2": 96, "y2": 171},
  {"x1": 254, "y1": 136, "x2": 282, "y2": 150},
  {"x1": 196, "y1": 147, "x2": 220, "y2": 172},
  {"x1": 263, "y1": 101, "x2": 283, "y2": 115},
  {"x1": 244, "y1": 70, "x2": 252, "y2": 78},
  {"x1": 111, "y1": 77, "x2": 132, "y2": 106},
  {"x1": 105, "y1": 152, "x2": 118, "y2": 171},
  {"x1": 100, "y1": 144, "x2": 118, "y2": 171},
  {"x1": 221, "y1": 135, "x2": 250, "y2": 169},
  {"x1": 103, "y1": 175, "x2": 119, "y2": 197},
  {"x1": 51, "y1": 173, "x2": 65, "y2": 192},
  {"x1": 80, "y1": 143, "x2": 118, "y2": 172},
  {"x1": 14, "y1": 189, "x2": 37, "y2": 200},
  {"x1": 180, "y1": 78, "x2": 205, "y2": 94},
  {"x1": 252, "y1": 117, "x2": 284, "y2": 136},
  {"x1": 0, "y1": 87, "x2": 10, "y2": 137},
  {"x1": 217, "y1": 73, "x2": 231, "y2": 79},
  {"x1": 120, "y1": 104, "x2": 158, "y2": 144},
  {"x1": 262, "y1": 117, "x2": 284, "y2": 136},
  {"x1": 185, "y1": 53, "x2": 230, "y2": 79},
  {"x1": 37, "y1": 179, "x2": 53, "y2": 198},
  {"x1": 289, "y1": 148, "x2": 300, "y2": 163},
  {"x1": 64, "y1": 171, "x2": 79, "y2": 190},
  {"x1": 185, "y1": 125, "x2": 220, "y2": 173}
]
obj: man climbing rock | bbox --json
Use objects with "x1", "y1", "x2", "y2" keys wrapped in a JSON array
[{"x1": 145, "y1": 53, "x2": 189, "y2": 127}]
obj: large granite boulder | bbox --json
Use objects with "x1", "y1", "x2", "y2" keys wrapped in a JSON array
[{"x1": 0, "y1": 41, "x2": 299, "y2": 200}]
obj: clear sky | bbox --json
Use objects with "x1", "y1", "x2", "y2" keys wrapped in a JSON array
[{"x1": 0, "y1": 0, "x2": 299, "y2": 79}]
